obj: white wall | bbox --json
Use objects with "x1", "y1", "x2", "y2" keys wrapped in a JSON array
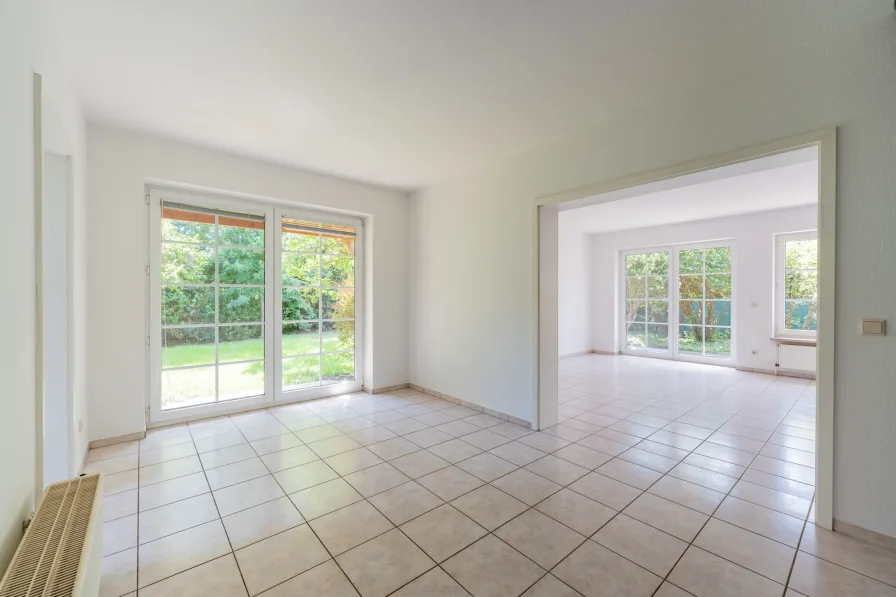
[
  {"x1": 86, "y1": 125, "x2": 409, "y2": 442},
  {"x1": 587, "y1": 206, "x2": 817, "y2": 370},
  {"x1": 410, "y1": 16, "x2": 896, "y2": 537},
  {"x1": 558, "y1": 229, "x2": 592, "y2": 356}
]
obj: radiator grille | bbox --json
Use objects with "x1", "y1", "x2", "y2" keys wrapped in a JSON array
[{"x1": 0, "y1": 475, "x2": 99, "y2": 597}]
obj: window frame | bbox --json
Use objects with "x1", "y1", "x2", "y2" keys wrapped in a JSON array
[{"x1": 774, "y1": 230, "x2": 818, "y2": 339}]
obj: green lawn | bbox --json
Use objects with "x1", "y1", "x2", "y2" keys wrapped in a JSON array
[{"x1": 162, "y1": 332, "x2": 350, "y2": 367}]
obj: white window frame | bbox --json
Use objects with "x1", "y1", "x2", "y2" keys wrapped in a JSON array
[
  {"x1": 619, "y1": 246, "x2": 674, "y2": 355},
  {"x1": 619, "y1": 240, "x2": 737, "y2": 365},
  {"x1": 774, "y1": 230, "x2": 818, "y2": 339}
]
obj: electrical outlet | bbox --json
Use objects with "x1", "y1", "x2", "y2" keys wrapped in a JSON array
[{"x1": 751, "y1": 349, "x2": 758, "y2": 355}]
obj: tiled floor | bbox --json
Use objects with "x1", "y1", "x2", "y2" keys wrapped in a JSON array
[{"x1": 89, "y1": 355, "x2": 896, "y2": 597}]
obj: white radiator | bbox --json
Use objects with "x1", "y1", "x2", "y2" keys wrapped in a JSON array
[
  {"x1": 777, "y1": 343, "x2": 817, "y2": 374},
  {"x1": 0, "y1": 474, "x2": 103, "y2": 597}
]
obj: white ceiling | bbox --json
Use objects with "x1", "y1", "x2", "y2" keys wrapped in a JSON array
[
  {"x1": 47, "y1": 1, "x2": 885, "y2": 190},
  {"x1": 559, "y1": 148, "x2": 818, "y2": 234}
]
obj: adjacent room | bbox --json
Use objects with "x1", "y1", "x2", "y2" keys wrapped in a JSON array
[{"x1": 3, "y1": 2, "x2": 896, "y2": 597}]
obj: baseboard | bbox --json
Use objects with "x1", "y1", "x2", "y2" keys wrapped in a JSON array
[
  {"x1": 409, "y1": 383, "x2": 532, "y2": 428},
  {"x1": 590, "y1": 349, "x2": 620, "y2": 356},
  {"x1": 834, "y1": 519, "x2": 896, "y2": 552},
  {"x1": 559, "y1": 349, "x2": 592, "y2": 357},
  {"x1": 370, "y1": 383, "x2": 410, "y2": 394},
  {"x1": 88, "y1": 430, "x2": 146, "y2": 449},
  {"x1": 736, "y1": 366, "x2": 816, "y2": 379}
]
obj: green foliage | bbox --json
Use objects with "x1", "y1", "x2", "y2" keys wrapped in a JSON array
[{"x1": 784, "y1": 239, "x2": 818, "y2": 330}]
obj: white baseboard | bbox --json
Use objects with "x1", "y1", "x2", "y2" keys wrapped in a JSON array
[{"x1": 409, "y1": 384, "x2": 531, "y2": 428}]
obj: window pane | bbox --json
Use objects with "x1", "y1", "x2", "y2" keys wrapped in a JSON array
[
  {"x1": 162, "y1": 366, "x2": 215, "y2": 410},
  {"x1": 704, "y1": 247, "x2": 731, "y2": 272},
  {"x1": 705, "y1": 301, "x2": 731, "y2": 326},
  {"x1": 219, "y1": 248, "x2": 264, "y2": 285},
  {"x1": 646, "y1": 324, "x2": 669, "y2": 350},
  {"x1": 626, "y1": 277, "x2": 646, "y2": 299},
  {"x1": 218, "y1": 362, "x2": 264, "y2": 401},
  {"x1": 282, "y1": 287, "x2": 319, "y2": 321},
  {"x1": 283, "y1": 355, "x2": 320, "y2": 390},
  {"x1": 322, "y1": 352, "x2": 354, "y2": 383},
  {"x1": 321, "y1": 255, "x2": 355, "y2": 287},
  {"x1": 785, "y1": 239, "x2": 818, "y2": 270},
  {"x1": 162, "y1": 211, "x2": 215, "y2": 243},
  {"x1": 647, "y1": 252, "x2": 668, "y2": 276},
  {"x1": 679, "y1": 249, "x2": 703, "y2": 273},
  {"x1": 161, "y1": 244, "x2": 215, "y2": 284},
  {"x1": 322, "y1": 288, "x2": 354, "y2": 320},
  {"x1": 705, "y1": 327, "x2": 732, "y2": 357},
  {"x1": 678, "y1": 275, "x2": 703, "y2": 299},
  {"x1": 218, "y1": 216, "x2": 264, "y2": 247},
  {"x1": 647, "y1": 301, "x2": 668, "y2": 323},
  {"x1": 785, "y1": 271, "x2": 817, "y2": 299},
  {"x1": 219, "y1": 325, "x2": 263, "y2": 362},
  {"x1": 625, "y1": 301, "x2": 646, "y2": 323},
  {"x1": 322, "y1": 235, "x2": 354, "y2": 255},
  {"x1": 283, "y1": 322, "x2": 320, "y2": 357},
  {"x1": 282, "y1": 253, "x2": 320, "y2": 286},
  {"x1": 679, "y1": 301, "x2": 703, "y2": 325},
  {"x1": 322, "y1": 321, "x2": 354, "y2": 352},
  {"x1": 219, "y1": 287, "x2": 264, "y2": 323},
  {"x1": 625, "y1": 254, "x2": 648, "y2": 276},
  {"x1": 283, "y1": 230, "x2": 320, "y2": 253},
  {"x1": 785, "y1": 300, "x2": 817, "y2": 331},
  {"x1": 626, "y1": 323, "x2": 646, "y2": 349},
  {"x1": 705, "y1": 274, "x2": 732, "y2": 299},
  {"x1": 678, "y1": 326, "x2": 702, "y2": 355},
  {"x1": 647, "y1": 276, "x2": 668, "y2": 299},
  {"x1": 162, "y1": 327, "x2": 215, "y2": 368},
  {"x1": 163, "y1": 286, "x2": 215, "y2": 325}
]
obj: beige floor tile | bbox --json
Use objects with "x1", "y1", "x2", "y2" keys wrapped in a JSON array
[
  {"x1": 309, "y1": 500, "x2": 393, "y2": 555},
  {"x1": 404, "y1": 427, "x2": 456, "y2": 449},
  {"x1": 693, "y1": 518, "x2": 794, "y2": 583},
  {"x1": 535, "y1": 488, "x2": 615, "y2": 536},
  {"x1": 442, "y1": 534, "x2": 545, "y2": 597},
  {"x1": 141, "y1": 427, "x2": 192, "y2": 452},
  {"x1": 336, "y1": 529, "x2": 435, "y2": 597},
  {"x1": 260, "y1": 559, "x2": 359, "y2": 597},
  {"x1": 693, "y1": 441, "x2": 755, "y2": 467},
  {"x1": 324, "y1": 447, "x2": 384, "y2": 475},
  {"x1": 646, "y1": 430, "x2": 702, "y2": 451},
  {"x1": 553, "y1": 540, "x2": 661, "y2": 597},
  {"x1": 596, "y1": 458, "x2": 663, "y2": 490},
  {"x1": 668, "y1": 546, "x2": 784, "y2": 597},
  {"x1": 89, "y1": 441, "x2": 139, "y2": 464},
  {"x1": 401, "y1": 504, "x2": 487, "y2": 562},
  {"x1": 623, "y1": 492, "x2": 708, "y2": 542},
  {"x1": 139, "y1": 455, "x2": 203, "y2": 487},
  {"x1": 575, "y1": 435, "x2": 631, "y2": 457},
  {"x1": 249, "y1": 433, "x2": 303, "y2": 456},
  {"x1": 103, "y1": 514, "x2": 138, "y2": 556},
  {"x1": 461, "y1": 429, "x2": 514, "y2": 451},
  {"x1": 274, "y1": 460, "x2": 339, "y2": 493},
  {"x1": 706, "y1": 431, "x2": 764, "y2": 453},
  {"x1": 200, "y1": 443, "x2": 257, "y2": 470},
  {"x1": 213, "y1": 475, "x2": 284, "y2": 517},
  {"x1": 683, "y1": 453, "x2": 746, "y2": 478},
  {"x1": 138, "y1": 520, "x2": 232, "y2": 588},
  {"x1": 713, "y1": 496, "x2": 804, "y2": 547},
  {"x1": 669, "y1": 462, "x2": 737, "y2": 493},
  {"x1": 283, "y1": 414, "x2": 329, "y2": 431},
  {"x1": 608, "y1": 421, "x2": 657, "y2": 439},
  {"x1": 760, "y1": 444, "x2": 815, "y2": 468},
  {"x1": 552, "y1": 444, "x2": 613, "y2": 469},
  {"x1": 434, "y1": 419, "x2": 481, "y2": 438},
  {"x1": 729, "y1": 480, "x2": 811, "y2": 518},
  {"x1": 139, "y1": 493, "x2": 220, "y2": 544},
  {"x1": 194, "y1": 431, "x2": 247, "y2": 454},
  {"x1": 517, "y1": 431, "x2": 571, "y2": 453},
  {"x1": 222, "y1": 496, "x2": 304, "y2": 550},
  {"x1": 99, "y1": 547, "x2": 137, "y2": 597},
  {"x1": 568, "y1": 472, "x2": 642, "y2": 510},
  {"x1": 390, "y1": 450, "x2": 450, "y2": 479},
  {"x1": 391, "y1": 567, "x2": 468, "y2": 597},
  {"x1": 347, "y1": 426, "x2": 397, "y2": 446},
  {"x1": 365, "y1": 437, "x2": 421, "y2": 460},
  {"x1": 104, "y1": 469, "x2": 139, "y2": 496},
  {"x1": 139, "y1": 472, "x2": 209, "y2": 511},
  {"x1": 491, "y1": 421, "x2": 536, "y2": 440},
  {"x1": 206, "y1": 457, "x2": 271, "y2": 490},
  {"x1": 307, "y1": 434, "x2": 364, "y2": 458},
  {"x1": 343, "y1": 462, "x2": 411, "y2": 497},
  {"x1": 368, "y1": 481, "x2": 444, "y2": 525},
  {"x1": 413, "y1": 410, "x2": 457, "y2": 427},
  {"x1": 139, "y1": 442, "x2": 198, "y2": 467},
  {"x1": 488, "y1": 441, "x2": 547, "y2": 466},
  {"x1": 295, "y1": 424, "x2": 344, "y2": 443},
  {"x1": 138, "y1": 554, "x2": 247, "y2": 597},
  {"x1": 417, "y1": 465, "x2": 485, "y2": 501},
  {"x1": 594, "y1": 514, "x2": 687, "y2": 577},
  {"x1": 289, "y1": 478, "x2": 363, "y2": 520},
  {"x1": 103, "y1": 489, "x2": 138, "y2": 522},
  {"x1": 663, "y1": 422, "x2": 713, "y2": 441},
  {"x1": 234, "y1": 524, "x2": 330, "y2": 596},
  {"x1": 740, "y1": 468, "x2": 815, "y2": 500},
  {"x1": 750, "y1": 455, "x2": 815, "y2": 486},
  {"x1": 451, "y1": 484, "x2": 529, "y2": 531},
  {"x1": 521, "y1": 574, "x2": 582, "y2": 597},
  {"x1": 789, "y1": 550, "x2": 896, "y2": 597},
  {"x1": 648, "y1": 476, "x2": 725, "y2": 515},
  {"x1": 597, "y1": 429, "x2": 646, "y2": 448},
  {"x1": 495, "y1": 509, "x2": 585, "y2": 569},
  {"x1": 525, "y1": 455, "x2": 589, "y2": 486},
  {"x1": 259, "y1": 445, "x2": 319, "y2": 473},
  {"x1": 455, "y1": 452, "x2": 518, "y2": 482},
  {"x1": 427, "y1": 438, "x2": 484, "y2": 463},
  {"x1": 382, "y1": 418, "x2": 429, "y2": 435},
  {"x1": 334, "y1": 416, "x2": 378, "y2": 434},
  {"x1": 491, "y1": 468, "x2": 561, "y2": 506},
  {"x1": 800, "y1": 523, "x2": 896, "y2": 587},
  {"x1": 239, "y1": 422, "x2": 289, "y2": 442},
  {"x1": 617, "y1": 447, "x2": 679, "y2": 473},
  {"x1": 654, "y1": 582, "x2": 693, "y2": 597}
]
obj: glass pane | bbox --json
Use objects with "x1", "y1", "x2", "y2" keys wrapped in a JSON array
[
  {"x1": 283, "y1": 322, "x2": 320, "y2": 357},
  {"x1": 322, "y1": 352, "x2": 354, "y2": 384},
  {"x1": 321, "y1": 255, "x2": 355, "y2": 287},
  {"x1": 678, "y1": 275, "x2": 702, "y2": 299},
  {"x1": 219, "y1": 325, "x2": 264, "y2": 362},
  {"x1": 705, "y1": 274, "x2": 732, "y2": 299},
  {"x1": 218, "y1": 216, "x2": 264, "y2": 247},
  {"x1": 647, "y1": 301, "x2": 668, "y2": 323},
  {"x1": 219, "y1": 248, "x2": 265, "y2": 285},
  {"x1": 625, "y1": 301, "x2": 646, "y2": 323},
  {"x1": 626, "y1": 277, "x2": 646, "y2": 299},
  {"x1": 162, "y1": 327, "x2": 215, "y2": 368},
  {"x1": 282, "y1": 287, "x2": 319, "y2": 321},
  {"x1": 218, "y1": 362, "x2": 265, "y2": 401},
  {"x1": 785, "y1": 271, "x2": 817, "y2": 299},
  {"x1": 705, "y1": 327, "x2": 732, "y2": 357},
  {"x1": 163, "y1": 286, "x2": 215, "y2": 325},
  {"x1": 785, "y1": 239, "x2": 818, "y2": 270},
  {"x1": 646, "y1": 324, "x2": 669, "y2": 350},
  {"x1": 647, "y1": 276, "x2": 668, "y2": 299},
  {"x1": 704, "y1": 246, "x2": 731, "y2": 272},
  {"x1": 322, "y1": 288, "x2": 354, "y2": 320},
  {"x1": 219, "y1": 287, "x2": 264, "y2": 323},
  {"x1": 647, "y1": 252, "x2": 668, "y2": 276},
  {"x1": 705, "y1": 301, "x2": 732, "y2": 326},
  {"x1": 161, "y1": 244, "x2": 214, "y2": 284},
  {"x1": 283, "y1": 355, "x2": 320, "y2": 390},
  {"x1": 625, "y1": 323, "x2": 646, "y2": 349},
  {"x1": 678, "y1": 326, "x2": 702, "y2": 355},
  {"x1": 162, "y1": 209, "x2": 215, "y2": 243},
  {"x1": 679, "y1": 301, "x2": 703, "y2": 325},
  {"x1": 161, "y1": 366, "x2": 215, "y2": 410},
  {"x1": 785, "y1": 300, "x2": 817, "y2": 331},
  {"x1": 283, "y1": 229, "x2": 320, "y2": 253},
  {"x1": 625, "y1": 254, "x2": 648, "y2": 276},
  {"x1": 322, "y1": 235, "x2": 354, "y2": 255},
  {"x1": 323, "y1": 321, "x2": 354, "y2": 352},
  {"x1": 282, "y1": 253, "x2": 320, "y2": 286},
  {"x1": 679, "y1": 249, "x2": 703, "y2": 273}
]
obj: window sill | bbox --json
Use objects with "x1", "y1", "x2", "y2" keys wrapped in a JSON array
[{"x1": 770, "y1": 336, "x2": 817, "y2": 347}]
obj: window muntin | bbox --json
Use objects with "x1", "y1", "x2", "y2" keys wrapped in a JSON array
[
  {"x1": 624, "y1": 251, "x2": 670, "y2": 352},
  {"x1": 677, "y1": 246, "x2": 732, "y2": 358},
  {"x1": 776, "y1": 232, "x2": 818, "y2": 336}
]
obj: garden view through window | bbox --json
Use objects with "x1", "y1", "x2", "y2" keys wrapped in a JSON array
[{"x1": 777, "y1": 231, "x2": 818, "y2": 336}]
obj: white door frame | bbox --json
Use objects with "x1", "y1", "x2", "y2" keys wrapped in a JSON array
[{"x1": 534, "y1": 128, "x2": 836, "y2": 530}]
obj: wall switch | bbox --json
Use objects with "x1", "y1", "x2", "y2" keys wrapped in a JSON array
[
  {"x1": 751, "y1": 349, "x2": 758, "y2": 355},
  {"x1": 861, "y1": 319, "x2": 886, "y2": 336}
]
